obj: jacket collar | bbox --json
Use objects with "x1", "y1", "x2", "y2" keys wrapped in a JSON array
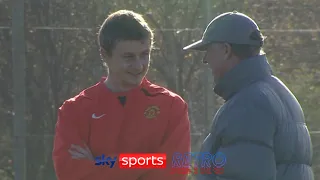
[{"x1": 214, "y1": 54, "x2": 273, "y2": 100}]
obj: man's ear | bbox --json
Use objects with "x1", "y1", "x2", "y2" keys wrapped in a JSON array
[
  {"x1": 100, "y1": 48, "x2": 111, "y2": 66},
  {"x1": 100, "y1": 47, "x2": 107, "y2": 58},
  {"x1": 224, "y1": 43, "x2": 233, "y2": 59}
]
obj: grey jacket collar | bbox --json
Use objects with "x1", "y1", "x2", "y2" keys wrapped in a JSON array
[{"x1": 214, "y1": 54, "x2": 273, "y2": 100}]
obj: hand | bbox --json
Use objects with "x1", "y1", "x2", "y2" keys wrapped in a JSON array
[{"x1": 68, "y1": 143, "x2": 94, "y2": 161}]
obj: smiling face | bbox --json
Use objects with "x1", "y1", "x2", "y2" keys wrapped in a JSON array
[
  {"x1": 98, "y1": 10, "x2": 154, "y2": 91},
  {"x1": 105, "y1": 39, "x2": 151, "y2": 86}
]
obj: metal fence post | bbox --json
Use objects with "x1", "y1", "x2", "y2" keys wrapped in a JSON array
[{"x1": 12, "y1": 0, "x2": 27, "y2": 179}]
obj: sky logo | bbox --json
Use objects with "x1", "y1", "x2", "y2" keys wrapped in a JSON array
[{"x1": 94, "y1": 154, "x2": 117, "y2": 168}]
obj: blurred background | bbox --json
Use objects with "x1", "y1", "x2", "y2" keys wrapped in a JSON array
[{"x1": 1, "y1": 0, "x2": 320, "y2": 179}]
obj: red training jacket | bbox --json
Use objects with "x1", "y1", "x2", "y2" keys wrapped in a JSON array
[{"x1": 52, "y1": 77, "x2": 191, "y2": 180}]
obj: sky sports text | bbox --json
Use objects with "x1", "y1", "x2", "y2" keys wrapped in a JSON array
[
  {"x1": 170, "y1": 152, "x2": 226, "y2": 175},
  {"x1": 119, "y1": 154, "x2": 166, "y2": 168},
  {"x1": 95, "y1": 154, "x2": 165, "y2": 168}
]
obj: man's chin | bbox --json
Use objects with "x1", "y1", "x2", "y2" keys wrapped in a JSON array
[{"x1": 126, "y1": 76, "x2": 144, "y2": 86}]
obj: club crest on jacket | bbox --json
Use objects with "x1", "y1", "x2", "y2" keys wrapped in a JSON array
[{"x1": 144, "y1": 105, "x2": 160, "y2": 119}]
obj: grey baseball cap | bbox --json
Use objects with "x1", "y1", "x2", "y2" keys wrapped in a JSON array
[{"x1": 183, "y1": 11, "x2": 263, "y2": 51}]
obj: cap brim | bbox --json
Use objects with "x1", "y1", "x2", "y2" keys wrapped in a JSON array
[{"x1": 183, "y1": 40, "x2": 208, "y2": 51}]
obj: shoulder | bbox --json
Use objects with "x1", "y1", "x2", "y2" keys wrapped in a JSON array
[
  {"x1": 221, "y1": 81, "x2": 278, "y2": 128},
  {"x1": 59, "y1": 82, "x2": 101, "y2": 112},
  {"x1": 231, "y1": 80, "x2": 277, "y2": 111},
  {"x1": 144, "y1": 81, "x2": 187, "y2": 109}
]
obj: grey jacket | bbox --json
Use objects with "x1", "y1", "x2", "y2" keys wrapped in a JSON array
[{"x1": 197, "y1": 55, "x2": 314, "y2": 180}]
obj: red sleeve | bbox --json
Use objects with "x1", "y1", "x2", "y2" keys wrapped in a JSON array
[
  {"x1": 138, "y1": 96, "x2": 191, "y2": 180},
  {"x1": 52, "y1": 99, "x2": 122, "y2": 180}
]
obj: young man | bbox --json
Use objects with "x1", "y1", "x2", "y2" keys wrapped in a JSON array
[
  {"x1": 183, "y1": 11, "x2": 314, "y2": 180},
  {"x1": 53, "y1": 10, "x2": 191, "y2": 180}
]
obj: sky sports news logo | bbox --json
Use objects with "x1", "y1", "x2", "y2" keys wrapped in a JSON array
[
  {"x1": 95, "y1": 153, "x2": 166, "y2": 168},
  {"x1": 94, "y1": 152, "x2": 226, "y2": 174}
]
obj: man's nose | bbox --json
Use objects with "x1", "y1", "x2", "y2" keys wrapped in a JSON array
[
  {"x1": 202, "y1": 54, "x2": 208, "y2": 64},
  {"x1": 131, "y1": 58, "x2": 144, "y2": 69},
  {"x1": 202, "y1": 58, "x2": 208, "y2": 64}
]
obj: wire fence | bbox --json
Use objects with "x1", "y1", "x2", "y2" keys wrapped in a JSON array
[
  {"x1": 2, "y1": 24, "x2": 320, "y2": 136},
  {"x1": 1, "y1": 26, "x2": 320, "y2": 32}
]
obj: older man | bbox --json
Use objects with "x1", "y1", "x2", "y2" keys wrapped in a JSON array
[{"x1": 183, "y1": 11, "x2": 314, "y2": 180}]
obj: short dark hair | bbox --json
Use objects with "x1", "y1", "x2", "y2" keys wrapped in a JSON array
[
  {"x1": 230, "y1": 30, "x2": 266, "y2": 60},
  {"x1": 98, "y1": 10, "x2": 154, "y2": 55}
]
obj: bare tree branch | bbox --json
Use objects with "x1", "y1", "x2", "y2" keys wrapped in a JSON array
[
  {"x1": 144, "y1": 13, "x2": 170, "y2": 66},
  {"x1": 184, "y1": 0, "x2": 203, "y2": 48},
  {"x1": 184, "y1": 60, "x2": 200, "y2": 90}
]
